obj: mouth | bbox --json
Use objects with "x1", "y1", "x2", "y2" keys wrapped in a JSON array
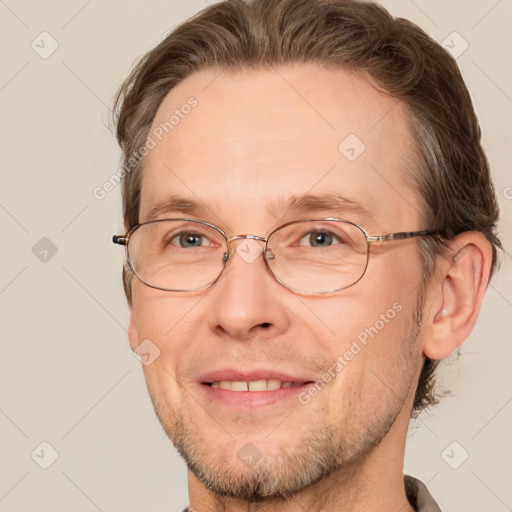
[
  {"x1": 203, "y1": 379, "x2": 309, "y2": 391},
  {"x1": 197, "y1": 370, "x2": 316, "y2": 409}
]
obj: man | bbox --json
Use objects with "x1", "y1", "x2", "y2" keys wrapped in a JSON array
[{"x1": 111, "y1": 0, "x2": 501, "y2": 510}]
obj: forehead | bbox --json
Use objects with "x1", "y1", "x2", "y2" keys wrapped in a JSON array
[{"x1": 140, "y1": 65, "x2": 421, "y2": 232}]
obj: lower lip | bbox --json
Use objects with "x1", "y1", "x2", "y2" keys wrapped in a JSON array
[{"x1": 199, "y1": 383, "x2": 313, "y2": 409}]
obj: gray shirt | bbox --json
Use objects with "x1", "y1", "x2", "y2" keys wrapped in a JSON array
[
  {"x1": 405, "y1": 475, "x2": 442, "y2": 511},
  {"x1": 182, "y1": 475, "x2": 442, "y2": 511}
]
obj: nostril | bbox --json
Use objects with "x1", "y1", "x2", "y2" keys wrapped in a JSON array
[{"x1": 260, "y1": 322, "x2": 271, "y2": 328}]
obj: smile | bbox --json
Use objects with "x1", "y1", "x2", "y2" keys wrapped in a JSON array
[{"x1": 205, "y1": 379, "x2": 307, "y2": 391}]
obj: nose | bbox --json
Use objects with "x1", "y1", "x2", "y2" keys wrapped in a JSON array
[{"x1": 207, "y1": 237, "x2": 291, "y2": 341}]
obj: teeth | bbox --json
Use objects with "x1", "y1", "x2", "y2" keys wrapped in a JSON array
[
  {"x1": 231, "y1": 381, "x2": 249, "y2": 391},
  {"x1": 210, "y1": 380, "x2": 303, "y2": 391},
  {"x1": 267, "y1": 379, "x2": 281, "y2": 390},
  {"x1": 248, "y1": 380, "x2": 267, "y2": 391}
]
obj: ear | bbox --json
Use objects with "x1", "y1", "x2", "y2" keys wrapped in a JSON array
[
  {"x1": 128, "y1": 305, "x2": 140, "y2": 352},
  {"x1": 422, "y1": 232, "x2": 493, "y2": 360}
]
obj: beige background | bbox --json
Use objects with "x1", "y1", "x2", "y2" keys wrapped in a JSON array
[{"x1": 0, "y1": 1, "x2": 511, "y2": 510}]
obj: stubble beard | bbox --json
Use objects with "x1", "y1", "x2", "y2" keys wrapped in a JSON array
[{"x1": 146, "y1": 301, "x2": 424, "y2": 503}]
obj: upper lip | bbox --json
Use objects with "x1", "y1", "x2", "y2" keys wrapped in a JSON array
[{"x1": 198, "y1": 368, "x2": 315, "y2": 384}]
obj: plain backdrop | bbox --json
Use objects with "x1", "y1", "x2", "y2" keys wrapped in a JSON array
[{"x1": 1, "y1": 1, "x2": 511, "y2": 511}]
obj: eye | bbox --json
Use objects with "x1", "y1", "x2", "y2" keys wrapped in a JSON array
[
  {"x1": 299, "y1": 230, "x2": 341, "y2": 248},
  {"x1": 170, "y1": 232, "x2": 209, "y2": 248}
]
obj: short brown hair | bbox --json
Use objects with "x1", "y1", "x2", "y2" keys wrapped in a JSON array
[{"x1": 113, "y1": 0, "x2": 501, "y2": 413}]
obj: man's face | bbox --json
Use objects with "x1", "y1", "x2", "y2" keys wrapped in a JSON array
[{"x1": 129, "y1": 65, "x2": 427, "y2": 499}]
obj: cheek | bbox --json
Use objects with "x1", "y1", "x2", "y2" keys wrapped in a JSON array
[
  {"x1": 322, "y1": 299, "x2": 420, "y2": 431},
  {"x1": 303, "y1": 249, "x2": 423, "y2": 403},
  {"x1": 132, "y1": 282, "x2": 196, "y2": 335},
  {"x1": 130, "y1": 283, "x2": 208, "y2": 372},
  {"x1": 132, "y1": 285, "x2": 204, "y2": 405}
]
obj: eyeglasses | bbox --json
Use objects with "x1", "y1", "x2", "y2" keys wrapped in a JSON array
[{"x1": 113, "y1": 218, "x2": 441, "y2": 295}]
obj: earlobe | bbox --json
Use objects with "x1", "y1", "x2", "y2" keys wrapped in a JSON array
[{"x1": 422, "y1": 232, "x2": 492, "y2": 361}]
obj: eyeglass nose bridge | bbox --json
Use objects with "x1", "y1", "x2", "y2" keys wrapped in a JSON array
[
  {"x1": 227, "y1": 234, "x2": 268, "y2": 244},
  {"x1": 224, "y1": 234, "x2": 275, "y2": 264}
]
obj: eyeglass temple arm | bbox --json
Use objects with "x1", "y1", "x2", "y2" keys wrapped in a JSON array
[
  {"x1": 112, "y1": 235, "x2": 128, "y2": 246},
  {"x1": 367, "y1": 230, "x2": 442, "y2": 243}
]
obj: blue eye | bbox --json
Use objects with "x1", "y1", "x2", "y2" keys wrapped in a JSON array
[
  {"x1": 172, "y1": 232, "x2": 207, "y2": 248},
  {"x1": 300, "y1": 231, "x2": 340, "y2": 247}
]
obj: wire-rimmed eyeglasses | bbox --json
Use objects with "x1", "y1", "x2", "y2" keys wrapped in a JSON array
[{"x1": 113, "y1": 218, "x2": 442, "y2": 295}]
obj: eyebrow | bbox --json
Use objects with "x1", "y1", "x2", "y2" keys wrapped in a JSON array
[
  {"x1": 268, "y1": 193, "x2": 376, "y2": 226},
  {"x1": 145, "y1": 196, "x2": 207, "y2": 222},
  {"x1": 145, "y1": 193, "x2": 376, "y2": 227}
]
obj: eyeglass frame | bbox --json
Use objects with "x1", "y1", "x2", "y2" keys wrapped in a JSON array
[{"x1": 113, "y1": 217, "x2": 443, "y2": 295}]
